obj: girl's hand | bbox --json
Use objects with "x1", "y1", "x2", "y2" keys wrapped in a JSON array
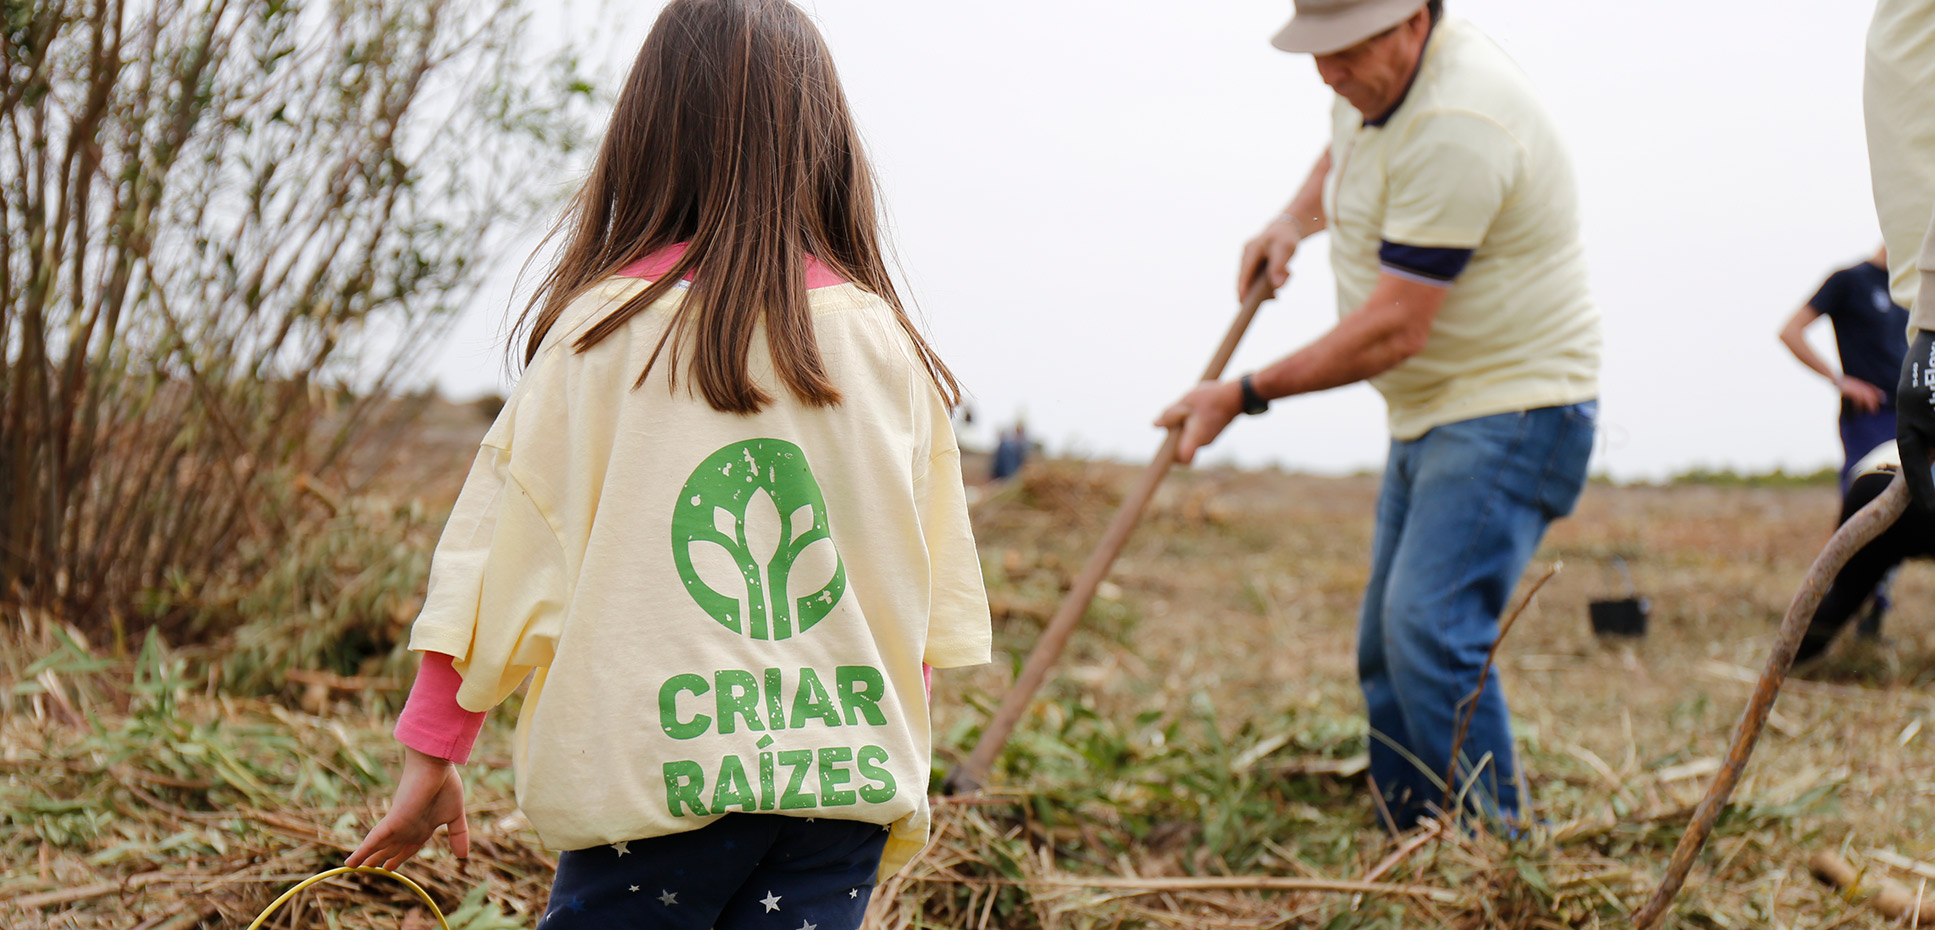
[{"x1": 346, "y1": 746, "x2": 470, "y2": 869}]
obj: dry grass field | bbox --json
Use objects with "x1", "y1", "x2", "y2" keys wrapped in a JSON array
[
  {"x1": 914, "y1": 460, "x2": 1935, "y2": 928},
  {"x1": 5, "y1": 416, "x2": 1935, "y2": 929}
]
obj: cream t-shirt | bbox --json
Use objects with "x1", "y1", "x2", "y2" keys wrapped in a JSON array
[
  {"x1": 1324, "y1": 18, "x2": 1600, "y2": 440},
  {"x1": 1866, "y1": 0, "x2": 1935, "y2": 330},
  {"x1": 409, "y1": 275, "x2": 992, "y2": 877}
]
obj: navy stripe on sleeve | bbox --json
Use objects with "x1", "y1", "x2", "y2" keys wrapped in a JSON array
[{"x1": 1378, "y1": 241, "x2": 1475, "y2": 285}]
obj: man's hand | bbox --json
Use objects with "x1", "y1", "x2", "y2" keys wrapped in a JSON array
[
  {"x1": 1898, "y1": 330, "x2": 1935, "y2": 510},
  {"x1": 346, "y1": 746, "x2": 470, "y2": 870},
  {"x1": 1839, "y1": 375, "x2": 1887, "y2": 414},
  {"x1": 1156, "y1": 380, "x2": 1245, "y2": 465},
  {"x1": 1236, "y1": 217, "x2": 1303, "y2": 300}
]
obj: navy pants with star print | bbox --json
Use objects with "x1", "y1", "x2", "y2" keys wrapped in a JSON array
[{"x1": 539, "y1": 814, "x2": 888, "y2": 930}]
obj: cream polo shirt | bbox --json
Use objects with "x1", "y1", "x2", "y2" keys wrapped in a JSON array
[
  {"x1": 1323, "y1": 18, "x2": 1600, "y2": 440},
  {"x1": 409, "y1": 276, "x2": 992, "y2": 878},
  {"x1": 1866, "y1": 0, "x2": 1935, "y2": 330}
]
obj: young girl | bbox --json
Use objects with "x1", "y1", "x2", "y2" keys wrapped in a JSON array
[{"x1": 344, "y1": 2, "x2": 991, "y2": 927}]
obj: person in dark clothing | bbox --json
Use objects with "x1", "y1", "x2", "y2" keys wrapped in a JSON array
[
  {"x1": 990, "y1": 422, "x2": 1028, "y2": 482},
  {"x1": 1779, "y1": 247, "x2": 1908, "y2": 488},
  {"x1": 1796, "y1": 445, "x2": 1931, "y2": 664},
  {"x1": 1780, "y1": 246, "x2": 1908, "y2": 639}
]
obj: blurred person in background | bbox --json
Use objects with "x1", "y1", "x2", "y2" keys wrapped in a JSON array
[
  {"x1": 991, "y1": 420, "x2": 1030, "y2": 482},
  {"x1": 1779, "y1": 246, "x2": 1907, "y2": 491},
  {"x1": 1777, "y1": 246, "x2": 1905, "y2": 640}
]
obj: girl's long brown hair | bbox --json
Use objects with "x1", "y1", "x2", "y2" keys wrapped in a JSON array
[{"x1": 513, "y1": 0, "x2": 959, "y2": 415}]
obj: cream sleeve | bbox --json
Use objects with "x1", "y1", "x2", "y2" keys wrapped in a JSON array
[
  {"x1": 1913, "y1": 200, "x2": 1935, "y2": 333},
  {"x1": 1381, "y1": 110, "x2": 1522, "y2": 249},
  {"x1": 914, "y1": 445, "x2": 992, "y2": 670},
  {"x1": 408, "y1": 443, "x2": 570, "y2": 712},
  {"x1": 1865, "y1": 0, "x2": 1935, "y2": 318}
]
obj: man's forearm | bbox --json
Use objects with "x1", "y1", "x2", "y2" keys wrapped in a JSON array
[
  {"x1": 1914, "y1": 267, "x2": 1935, "y2": 334},
  {"x1": 1905, "y1": 201, "x2": 1935, "y2": 333},
  {"x1": 1281, "y1": 150, "x2": 1331, "y2": 235},
  {"x1": 1778, "y1": 307, "x2": 1837, "y2": 383},
  {"x1": 1779, "y1": 331, "x2": 1839, "y2": 383},
  {"x1": 1251, "y1": 276, "x2": 1442, "y2": 399}
]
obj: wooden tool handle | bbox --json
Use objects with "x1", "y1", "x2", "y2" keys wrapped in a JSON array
[
  {"x1": 1632, "y1": 474, "x2": 1910, "y2": 927},
  {"x1": 943, "y1": 275, "x2": 1278, "y2": 795}
]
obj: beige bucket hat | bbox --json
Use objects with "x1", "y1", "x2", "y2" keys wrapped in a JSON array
[{"x1": 1270, "y1": 0, "x2": 1428, "y2": 55}]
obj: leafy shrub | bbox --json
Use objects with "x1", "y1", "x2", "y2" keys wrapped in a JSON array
[
  {"x1": 0, "y1": 0, "x2": 590, "y2": 640},
  {"x1": 220, "y1": 495, "x2": 443, "y2": 694}
]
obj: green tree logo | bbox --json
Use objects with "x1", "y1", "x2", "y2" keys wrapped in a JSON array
[{"x1": 672, "y1": 440, "x2": 847, "y2": 640}]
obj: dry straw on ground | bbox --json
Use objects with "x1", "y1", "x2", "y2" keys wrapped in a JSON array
[{"x1": 5, "y1": 452, "x2": 1935, "y2": 928}]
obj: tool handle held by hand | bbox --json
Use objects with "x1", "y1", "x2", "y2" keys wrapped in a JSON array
[{"x1": 943, "y1": 274, "x2": 1278, "y2": 795}]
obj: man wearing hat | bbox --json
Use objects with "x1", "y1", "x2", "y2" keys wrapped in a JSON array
[{"x1": 1159, "y1": 0, "x2": 1600, "y2": 828}]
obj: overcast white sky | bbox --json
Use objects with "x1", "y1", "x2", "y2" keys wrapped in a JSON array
[{"x1": 435, "y1": 1, "x2": 1887, "y2": 481}]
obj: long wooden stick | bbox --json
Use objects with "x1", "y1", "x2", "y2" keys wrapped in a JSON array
[
  {"x1": 942, "y1": 276, "x2": 1277, "y2": 795},
  {"x1": 910, "y1": 872, "x2": 1462, "y2": 905},
  {"x1": 1631, "y1": 473, "x2": 1910, "y2": 928}
]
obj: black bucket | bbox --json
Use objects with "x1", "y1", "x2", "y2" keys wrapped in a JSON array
[
  {"x1": 1589, "y1": 597, "x2": 1650, "y2": 637},
  {"x1": 1589, "y1": 556, "x2": 1649, "y2": 637}
]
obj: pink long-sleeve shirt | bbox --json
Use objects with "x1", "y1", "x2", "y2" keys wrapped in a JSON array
[{"x1": 394, "y1": 652, "x2": 488, "y2": 762}]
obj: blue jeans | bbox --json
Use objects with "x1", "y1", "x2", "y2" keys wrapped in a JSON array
[{"x1": 1358, "y1": 402, "x2": 1596, "y2": 829}]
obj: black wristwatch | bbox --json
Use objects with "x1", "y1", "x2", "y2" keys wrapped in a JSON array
[{"x1": 1239, "y1": 374, "x2": 1270, "y2": 416}]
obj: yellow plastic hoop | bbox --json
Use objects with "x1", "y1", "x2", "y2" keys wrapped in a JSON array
[{"x1": 244, "y1": 866, "x2": 451, "y2": 930}]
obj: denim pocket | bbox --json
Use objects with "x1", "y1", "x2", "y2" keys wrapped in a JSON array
[{"x1": 1537, "y1": 402, "x2": 1597, "y2": 519}]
